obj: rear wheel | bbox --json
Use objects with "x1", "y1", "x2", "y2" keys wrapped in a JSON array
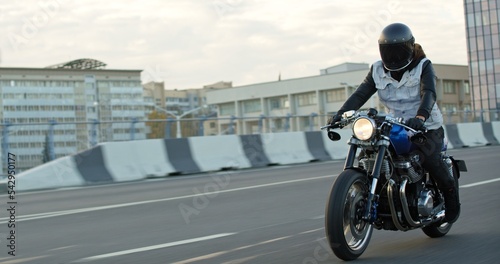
[
  {"x1": 422, "y1": 163, "x2": 459, "y2": 238},
  {"x1": 325, "y1": 169, "x2": 373, "y2": 261}
]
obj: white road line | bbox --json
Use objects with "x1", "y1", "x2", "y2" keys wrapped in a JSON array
[
  {"x1": 0, "y1": 174, "x2": 336, "y2": 223},
  {"x1": 460, "y1": 178, "x2": 500, "y2": 188},
  {"x1": 2, "y1": 175, "x2": 497, "y2": 224},
  {"x1": 299, "y1": 228, "x2": 324, "y2": 235},
  {"x1": 172, "y1": 235, "x2": 292, "y2": 264},
  {"x1": 74, "y1": 233, "x2": 236, "y2": 263}
]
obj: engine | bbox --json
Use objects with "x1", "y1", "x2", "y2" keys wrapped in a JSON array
[
  {"x1": 393, "y1": 153, "x2": 424, "y2": 183},
  {"x1": 417, "y1": 188, "x2": 434, "y2": 217}
]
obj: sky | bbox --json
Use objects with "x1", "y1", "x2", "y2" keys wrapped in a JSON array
[{"x1": 0, "y1": 0, "x2": 468, "y2": 89}]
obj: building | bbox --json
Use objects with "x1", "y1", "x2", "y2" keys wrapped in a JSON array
[
  {"x1": 143, "y1": 81, "x2": 165, "y2": 108},
  {"x1": 464, "y1": 0, "x2": 500, "y2": 121},
  {"x1": 0, "y1": 58, "x2": 146, "y2": 173},
  {"x1": 144, "y1": 81, "x2": 231, "y2": 113},
  {"x1": 206, "y1": 62, "x2": 470, "y2": 135},
  {"x1": 143, "y1": 81, "x2": 231, "y2": 137}
]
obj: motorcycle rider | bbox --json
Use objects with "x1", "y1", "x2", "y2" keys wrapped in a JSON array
[{"x1": 329, "y1": 23, "x2": 460, "y2": 224}]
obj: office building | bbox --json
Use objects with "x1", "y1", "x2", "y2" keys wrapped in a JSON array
[
  {"x1": 206, "y1": 62, "x2": 470, "y2": 135},
  {"x1": 0, "y1": 58, "x2": 146, "y2": 172},
  {"x1": 464, "y1": 0, "x2": 500, "y2": 121}
]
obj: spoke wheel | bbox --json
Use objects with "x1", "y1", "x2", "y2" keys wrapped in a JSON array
[{"x1": 326, "y1": 169, "x2": 373, "y2": 261}]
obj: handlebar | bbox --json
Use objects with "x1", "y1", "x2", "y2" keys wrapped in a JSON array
[
  {"x1": 320, "y1": 123, "x2": 338, "y2": 130},
  {"x1": 321, "y1": 112, "x2": 428, "y2": 134}
]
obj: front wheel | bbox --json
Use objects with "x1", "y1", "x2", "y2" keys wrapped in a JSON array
[{"x1": 325, "y1": 169, "x2": 373, "y2": 261}]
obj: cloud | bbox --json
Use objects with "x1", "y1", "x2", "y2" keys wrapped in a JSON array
[{"x1": 0, "y1": 0, "x2": 468, "y2": 88}]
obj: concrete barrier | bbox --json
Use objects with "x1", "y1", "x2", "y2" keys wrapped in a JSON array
[
  {"x1": 73, "y1": 145, "x2": 114, "y2": 184},
  {"x1": 239, "y1": 135, "x2": 272, "y2": 167},
  {"x1": 16, "y1": 156, "x2": 84, "y2": 191},
  {"x1": 305, "y1": 131, "x2": 333, "y2": 161},
  {"x1": 130, "y1": 139, "x2": 176, "y2": 177},
  {"x1": 481, "y1": 122, "x2": 499, "y2": 145},
  {"x1": 9, "y1": 122, "x2": 499, "y2": 193},
  {"x1": 456, "y1": 123, "x2": 489, "y2": 147},
  {"x1": 100, "y1": 141, "x2": 146, "y2": 182},
  {"x1": 444, "y1": 124, "x2": 464, "y2": 148},
  {"x1": 189, "y1": 135, "x2": 252, "y2": 171},
  {"x1": 442, "y1": 126, "x2": 455, "y2": 150},
  {"x1": 491, "y1": 121, "x2": 500, "y2": 144},
  {"x1": 259, "y1": 132, "x2": 316, "y2": 165},
  {"x1": 164, "y1": 138, "x2": 201, "y2": 174}
]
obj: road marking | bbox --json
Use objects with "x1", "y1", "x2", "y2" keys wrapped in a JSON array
[
  {"x1": 460, "y1": 178, "x2": 500, "y2": 188},
  {"x1": 74, "y1": 233, "x2": 235, "y2": 263},
  {"x1": 299, "y1": 228, "x2": 323, "y2": 235},
  {"x1": 48, "y1": 245, "x2": 78, "y2": 252},
  {"x1": 172, "y1": 235, "x2": 292, "y2": 264},
  {"x1": 2, "y1": 175, "x2": 497, "y2": 225},
  {"x1": 0, "y1": 256, "x2": 50, "y2": 263},
  {"x1": 0, "y1": 174, "x2": 336, "y2": 224}
]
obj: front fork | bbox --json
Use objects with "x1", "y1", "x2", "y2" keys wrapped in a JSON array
[{"x1": 344, "y1": 137, "x2": 390, "y2": 222}]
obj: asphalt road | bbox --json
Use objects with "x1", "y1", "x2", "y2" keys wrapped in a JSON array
[{"x1": 0, "y1": 145, "x2": 499, "y2": 264}]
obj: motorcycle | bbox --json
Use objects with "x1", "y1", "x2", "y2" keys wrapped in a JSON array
[{"x1": 321, "y1": 108, "x2": 467, "y2": 261}]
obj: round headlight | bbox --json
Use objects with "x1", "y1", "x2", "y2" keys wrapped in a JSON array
[{"x1": 352, "y1": 117, "x2": 375, "y2": 141}]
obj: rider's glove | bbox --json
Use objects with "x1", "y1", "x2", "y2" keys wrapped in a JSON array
[
  {"x1": 327, "y1": 113, "x2": 342, "y2": 125},
  {"x1": 406, "y1": 117, "x2": 425, "y2": 130}
]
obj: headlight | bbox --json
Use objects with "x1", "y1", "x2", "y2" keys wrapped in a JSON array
[{"x1": 352, "y1": 117, "x2": 376, "y2": 141}]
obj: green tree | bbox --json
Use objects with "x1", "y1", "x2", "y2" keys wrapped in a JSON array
[
  {"x1": 146, "y1": 111, "x2": 170, "y2": 139},
  {"x1": 41, "y1": 133, "x2": 50, "y2": 163}
]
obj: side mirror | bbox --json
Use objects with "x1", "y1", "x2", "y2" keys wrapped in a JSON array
[{"x1": 328, "y1": 131, "x2": 341, "y2": 141}]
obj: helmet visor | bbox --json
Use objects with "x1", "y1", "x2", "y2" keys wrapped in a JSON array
[{"x1": 379, "y1": 43, "x2": 413, "y2": 71}]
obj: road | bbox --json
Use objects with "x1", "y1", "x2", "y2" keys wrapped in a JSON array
[{"x1": 0, "y1": 145, "x2": 499, "y2": 264}]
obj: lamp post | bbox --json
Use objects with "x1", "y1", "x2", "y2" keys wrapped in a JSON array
[
  {"x1": 309, "y1": 112, "x2": 318, "y2": 131},
  {"x1": 153, "y1": 105, "x2": 207, "y2": 138},
  {"x1": 228, "y1": 115, "x2": 236, "y2": 134}
]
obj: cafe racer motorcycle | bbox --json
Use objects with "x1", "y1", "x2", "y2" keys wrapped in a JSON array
[{"x1": 321, "y1": 109, "x2": 467, "y2": 261}]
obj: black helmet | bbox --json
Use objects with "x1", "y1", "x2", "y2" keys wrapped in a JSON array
[{"x1": 378, "y1": 23, "x2": 415, "y2": 71}]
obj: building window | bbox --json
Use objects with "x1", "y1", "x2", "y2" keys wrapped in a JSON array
[
  {"x1": 296, "y1": 92, "x2": 316, "y2": 106},
  {"x1": 464, "y1": 82, "x2": 470, "y2": 94},
  {"x1": 443, "y1": 81, "x2": 456, "y2": 94},
  {"x1": 219, "y1": 103, "x2": 235, "y2": 116},
  {"x1": 325, "y1": 89, "x2": 345, "y2": 102},
  {"x1": 243, "y1": 99, "x2": 261, "y2": 113},
  {"x1": 269, "y1": 96, "x2": 288, "y2": 110},
  {"x1": 442, "y1": 103, "x2": 457, "y2": 113}
]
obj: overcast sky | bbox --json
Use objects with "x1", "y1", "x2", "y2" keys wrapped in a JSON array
[{"x1": 0, "y1": 0, "x2": 467, "y2": 89}]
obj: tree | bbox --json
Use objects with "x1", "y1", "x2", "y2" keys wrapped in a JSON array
[
  {"x1": 41, "y1": 133, "x2": 50, "y2": 163},
  {"x1": 146, "y1": 110, "x2": 169, "y2": 139}
]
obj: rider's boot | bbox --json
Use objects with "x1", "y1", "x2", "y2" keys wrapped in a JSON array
[{"x1": 442, "y1": 186, "x2": 460, "y2": 224}]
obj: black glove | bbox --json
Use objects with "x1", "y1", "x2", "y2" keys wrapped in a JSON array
[
  {"x1": 406, "y1": 117, "x2": 425, "y2": 130},
  {"x1": 327, "y1": 113, "x2": 342, "y2": 125}
]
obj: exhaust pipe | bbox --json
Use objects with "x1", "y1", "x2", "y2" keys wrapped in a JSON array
[
  {"x1": 399, "y1": 178, "x2": 422, "y2": 227},
  {"x1": 387, "y1": 179, "x2": 408, "y2": 231}
]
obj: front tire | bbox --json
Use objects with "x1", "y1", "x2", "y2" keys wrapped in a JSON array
[{"x1": 325, "y1": 169, "x2": 373, "y2": 261}]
